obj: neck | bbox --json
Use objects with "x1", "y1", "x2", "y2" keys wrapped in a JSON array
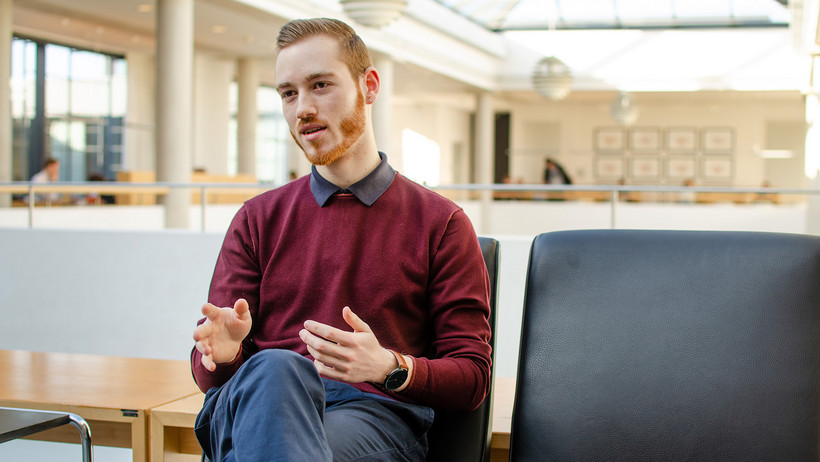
[{"x1": 316, "y1": 132, "x2": 380, "y2": 189}]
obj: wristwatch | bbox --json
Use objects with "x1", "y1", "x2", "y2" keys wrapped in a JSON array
[{"x1": 383, "y1": 349, "x2": 409, "y2": 391}]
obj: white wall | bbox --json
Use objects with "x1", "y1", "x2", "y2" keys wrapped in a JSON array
[
  {"x1": 498, "y1": 92, "x2": 806, "y2": 188},
  {"x1": 0, "y1": 228, "x2": 529, "y2": 379}
]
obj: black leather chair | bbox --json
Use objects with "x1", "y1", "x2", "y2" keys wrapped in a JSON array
[
  {"x1": 426, "y1": 236, "x2": 499, "y2": 462},
  {"x1": 511, "y1": 229, "x2": 820, "y2": 461}
]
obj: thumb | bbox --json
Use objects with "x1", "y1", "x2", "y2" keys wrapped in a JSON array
[
  {"x1": 201, "y1": 303, "x2": 218, "y2": 319},
  {"x1": 342, "y1": 306, "x2": 371, "y2": 333},
  {"x1": 234, "y1": 298, "x2": 251, "y2": 320}
]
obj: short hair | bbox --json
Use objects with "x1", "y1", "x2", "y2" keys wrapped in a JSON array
[
  {"x1": 43, "y1": 157, "x2": 59, "y2": 167},
  {"x1": 276, "y1": 18, "x2": 373, "y2": 79}
]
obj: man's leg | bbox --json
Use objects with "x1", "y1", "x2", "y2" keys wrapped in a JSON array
[
  {"x1": 196, "y1": 349, "x2": 333, "y2": 462},
  {"x1": 323, "y1": 382, "x2": 434, "y2": 462}
]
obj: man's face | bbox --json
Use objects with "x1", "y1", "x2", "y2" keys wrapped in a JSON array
[
  {"x1": 275, "y1": 35, "x2": 366, "y2": 166},
  {"x1": 46, "y1": 162, "x2": 59, "y2": 180}
]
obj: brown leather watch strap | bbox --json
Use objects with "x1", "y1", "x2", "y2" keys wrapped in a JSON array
[{"x1": 387, "y1": 349, "x2": 408, "y2": 370}]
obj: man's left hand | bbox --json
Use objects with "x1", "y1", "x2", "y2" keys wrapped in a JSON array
[{"x1": 300, "y1": 306, "x2": 397, "y2": 385}]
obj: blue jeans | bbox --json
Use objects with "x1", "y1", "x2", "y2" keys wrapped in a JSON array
[{"x1": 194, "y1": 349, "x2": 434, "y2": 462}]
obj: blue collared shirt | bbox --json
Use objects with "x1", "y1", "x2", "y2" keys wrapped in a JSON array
[{"x1": 309, "y1": 152, "x2": 396, "y2": 207}]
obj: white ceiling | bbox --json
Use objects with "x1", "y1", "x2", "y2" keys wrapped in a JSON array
[{"x1": 9, "y1": 0, "x2": 812, "y2": 100}]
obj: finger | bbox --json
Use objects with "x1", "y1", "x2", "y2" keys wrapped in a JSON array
[
  {"x1": 201, "y1": 353, "x2": 216, "y2": 372},
  {"x1": 303, "y1": 320, "x2": 343, "y2": 344},
  {"x1": 313, "y1": 358, "x2": 338, "y2": 378},
  {"x1": 234, "y1": 298, "x2": 250, "y2": 320},
  {"x1": 192, "y1": 322, "x2": 211, "y2": 342},
  {"x1": 300, "y1": 328, "x2": 342, "y2": 358},
  {"x1": 201, "y1": 303, "x2": 219, "y2": 318},
  {"x1": 342, "y1": 306, "x2": 371, "y2": 333},
  {"x1": 305, "y1": 343, "x2": 337, "y2": 369},
  {"x1": 194, "y1": 339, "x2": 210, "y2": 356}
]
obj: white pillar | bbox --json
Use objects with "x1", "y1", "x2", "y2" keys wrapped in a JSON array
[
  {"x1": 193, "y1": 54, "x2": 232, "y2": 175},
  {"x1": 156, "y1": 0, "x2": 193, "y2": 229},
  {"x1": 373, "y1": 56, "x2": 394, "y2": 157},
  {"x1": 237, "y1": 57, "x2": 258, "y2": 177},
  {"x1": 475, "y1": 92, "x2": 493, "y2": 235},
  {"x1": 125, "y1": 52, "x2": 156, "y2": 173},
  {"x1": 805, "y1": 59, "x2": 820, "y2": 236},
  {"x1": 0, "y1": 0, "x2": 11, "y2": 207}
]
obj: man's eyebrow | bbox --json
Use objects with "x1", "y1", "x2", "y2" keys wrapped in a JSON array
[{"x1": 276, "y1": 72, "x2": 336, "y2": 92}]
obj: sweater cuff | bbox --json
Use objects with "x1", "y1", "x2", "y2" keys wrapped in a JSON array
[{"x1": 404, "y1": 355, "x2": 428, "y2": 394}]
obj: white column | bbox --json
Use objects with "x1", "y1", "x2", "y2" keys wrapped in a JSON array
[
  {"x1": 193, "y1": 54, "x2": 232, "y2": 175},
  {"x1": 0, "y1": 0, "x2": 11, "y2": 207},
  {"x1": 805, "y1": 59, "x2": 820, "y2": 236},
  {"x1": 236, "y1": 57, "x2": 258, "y2": 177},
  {"x1": 125, "y1": 52, "x2": 156, "y2": 173},
  {"x1": 373, "y1": 56, "x2": 394, "y2": 157},
  {"x1": 475, "y1": 92, "x2": 493, "y2": 235},
  {"x1": 156, "y1": 0, "x2": 193, "y2": 229}
]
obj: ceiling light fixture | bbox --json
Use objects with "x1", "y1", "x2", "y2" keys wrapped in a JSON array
[
  {"x1": 610, "y1": 91, "x2": 639, "y2": 126},
  {"x1": 339, "y1": 0, "x2": 408, "y2": 28},
  {"x1": 532, "y1": 56, "x2": 572, "y2": 100}
]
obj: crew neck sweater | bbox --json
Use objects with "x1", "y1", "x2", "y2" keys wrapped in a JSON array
[{"x1": 191, "y1": 170, "x2": 492, "y2": 411}]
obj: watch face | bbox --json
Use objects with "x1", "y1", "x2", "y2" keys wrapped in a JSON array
[{"x1": 384, "y1": 368, "x2": 409, "y2": 391}]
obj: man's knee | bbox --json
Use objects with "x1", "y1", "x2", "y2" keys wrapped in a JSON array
[{"x1": 237, "y1": 349, "x2": 314, "y2": 382}]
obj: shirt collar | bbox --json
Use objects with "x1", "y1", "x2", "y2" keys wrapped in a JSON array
[{"x1": 310, "y1": 152, "x2": 395, "y2": 207}]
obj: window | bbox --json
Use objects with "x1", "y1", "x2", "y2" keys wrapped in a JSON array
[
  {"x1": 402, "y1": 129, "x2": 441, "y2": 186},
  {"x1": 11, "y1": 37, "x2": 126, "y2": 182}
]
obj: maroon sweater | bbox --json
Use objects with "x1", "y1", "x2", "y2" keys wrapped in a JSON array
[{"x1": 191, "y1": 172, "x2": 492, "y2": 411}]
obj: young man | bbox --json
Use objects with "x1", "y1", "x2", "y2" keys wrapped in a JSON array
[
  {"x1": 27, "y1": 157, "x2": 60, "y2": 204},
  {"x1": 191, "y1": 18, "x2": 491, "y2": 461}
]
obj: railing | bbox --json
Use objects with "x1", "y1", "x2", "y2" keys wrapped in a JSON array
[{"x1": 0, "y1": 181, "x2": 817, "y2": 232}]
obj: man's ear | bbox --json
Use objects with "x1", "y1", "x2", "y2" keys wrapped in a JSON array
[{"x1": 363, "y1": 66, "x2": 380, "y2": 104}]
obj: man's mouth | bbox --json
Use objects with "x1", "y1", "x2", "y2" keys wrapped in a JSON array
[{"x1": 300, "y1": 124, "x2": 326, "y2": 136}]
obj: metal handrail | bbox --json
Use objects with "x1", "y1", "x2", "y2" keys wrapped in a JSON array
[{"x1": 1, "y1": 181, "x2": 816, "y2": 232}]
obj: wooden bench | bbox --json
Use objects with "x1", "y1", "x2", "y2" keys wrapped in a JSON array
[
  {"x1": 150, "y1": 376, "x2": 516, "y2": 462},
  {"x1": 0, "y1": 350, "x2": 200, "y2": 462}
]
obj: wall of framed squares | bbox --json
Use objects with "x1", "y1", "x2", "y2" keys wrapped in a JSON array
[{"x1": 592, "y1": 126, "x2": 735, "y2": 185}]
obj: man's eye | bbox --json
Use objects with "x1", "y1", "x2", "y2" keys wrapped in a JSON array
[
  {"x1": 281, "y1": 90, "x2": 295, "y2": 99},
  {"x1": 315, "y1": 82, "x2": 329, "y2": 89}
]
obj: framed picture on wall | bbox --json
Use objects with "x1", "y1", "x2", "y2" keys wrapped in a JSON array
[
  {"x1": 701, "y1": 127, "x2": 734, "y2": 154},
  {"x1": 629, "y1": 157, "x2": 661, "y2": 181},
  {"x1": 594, "y1": 127, "x2": 625, "y2": 153},
  {"x1": 629, "y1": 127, "x2": 661, "y2": 153},
  {"x1": 666, "y1": 156, "x2": 697, "y2": 181},
  {"x1": 665, "y1": 127, "x2": 698, "y2": 154},
  {"x1": 594, "y1": 157, "x2": 625, "y2": 181},
  {"x1": 701, "y1": 156, "x2": 734, "y2": 181}
]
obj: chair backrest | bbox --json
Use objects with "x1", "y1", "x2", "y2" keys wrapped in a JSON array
[
  {"x1": 510, "y1": 229, "x2": 820, "y2": 461},
  {"x1": 426, "y1": 236, "x2": 499, "y2": 462}
]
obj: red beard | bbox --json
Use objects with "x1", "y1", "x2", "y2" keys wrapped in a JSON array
[{"x1": 292, "y1": 91, "x2": 366, "y2": 166}]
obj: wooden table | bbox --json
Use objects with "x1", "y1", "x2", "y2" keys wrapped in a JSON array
[
  {"x1": 0, "y1": 350, "x2": 200, "y2": 462},
  {"x1": 150, "y1": 376, "x2": 517, "y2": 462}
]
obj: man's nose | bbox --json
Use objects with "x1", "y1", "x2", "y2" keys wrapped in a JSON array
[{"x1": 296, "y1": 94, "x2": 317, "y2": 120}]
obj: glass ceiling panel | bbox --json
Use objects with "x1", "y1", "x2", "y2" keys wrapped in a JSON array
[
  {"x1": 616, "y1": 0, "x2": 674, "y2": 26},
  {"x1": 436, "y1": 0, "x2": 790, "y2": 30}
]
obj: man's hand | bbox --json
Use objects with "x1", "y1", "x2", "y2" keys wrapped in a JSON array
[
  {"x1": 193, "y1": 298, "x2": 252, "y2": 372},
  {"x1": 300, "y1": 306, "x2": 401, "y2": 385}
]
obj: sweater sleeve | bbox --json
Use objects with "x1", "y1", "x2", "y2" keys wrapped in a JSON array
[
  {"x1": 399, "y1": 209, "x2": 493, "y2": 411},
  {"x1": 191, "y1": 206, "x2": 262, "y2": 392}
]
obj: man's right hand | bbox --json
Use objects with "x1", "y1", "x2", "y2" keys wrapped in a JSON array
[{"x1": 193, "y1": 298, "x2": 252, "y2": 371}]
